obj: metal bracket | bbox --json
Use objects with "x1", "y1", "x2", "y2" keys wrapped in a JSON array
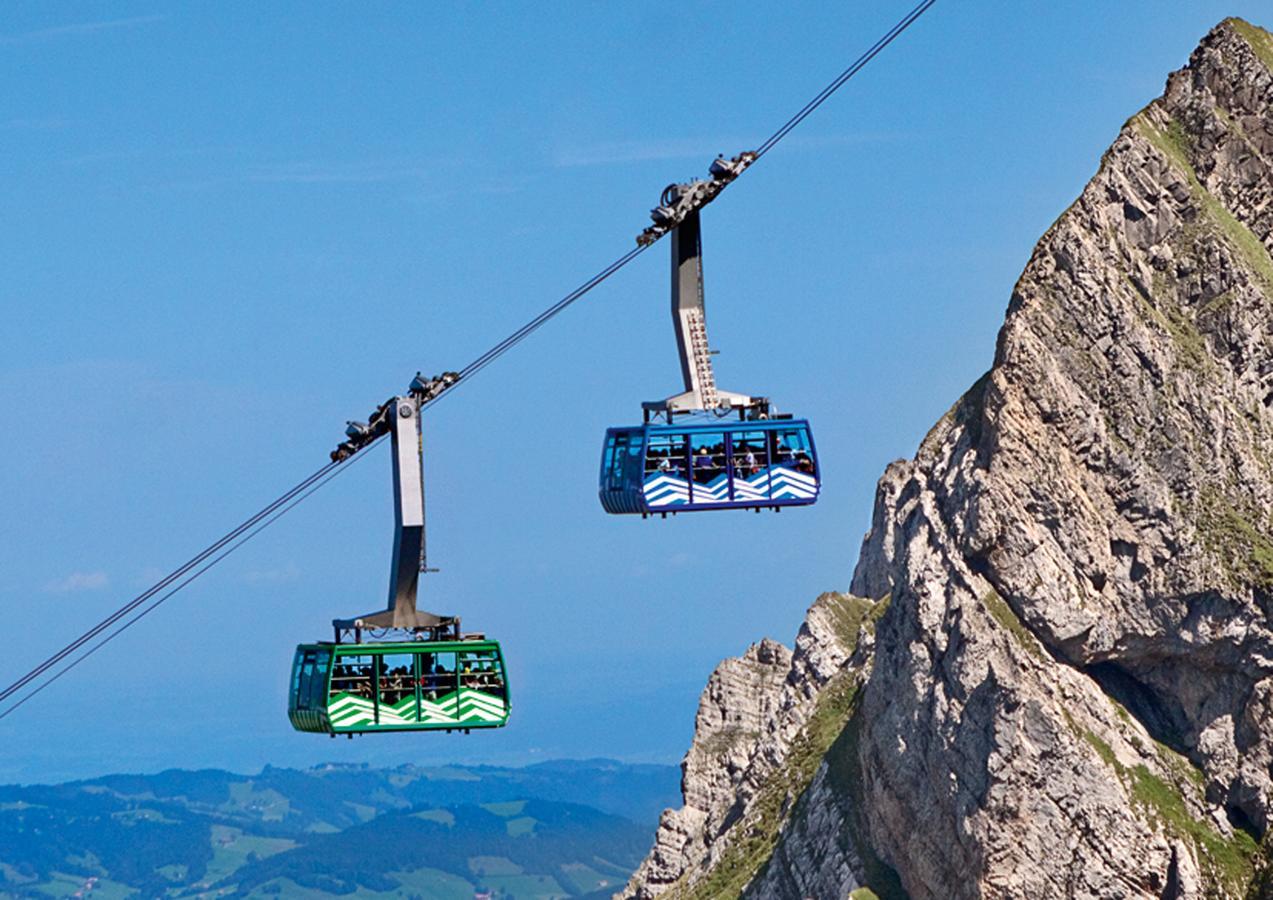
[
  {"x1": 330, "y1": 370, "x2": 460, "y2": 462},
  {"x1": 636, "y1": 149, "x2": 756, "y2": 247}
]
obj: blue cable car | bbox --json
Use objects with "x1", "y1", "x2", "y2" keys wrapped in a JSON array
[
  {"x1": 600, "y1": 418, "x2": 819, "y2": 515},
  {"x1": 601, "y1": 187, "x2": 822, "y2": 516}
]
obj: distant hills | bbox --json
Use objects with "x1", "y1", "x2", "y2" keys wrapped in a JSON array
[{"x1": 0, "y1": 759, "x2": 677, "y2": 898}]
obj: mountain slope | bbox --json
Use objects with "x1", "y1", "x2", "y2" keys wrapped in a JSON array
[
  {"x1": 0, "y1": 760, "x2": 677, "y2": 898},
  {"x1": 623, "y1": 17, "x2": 1273, "y2": 900}
]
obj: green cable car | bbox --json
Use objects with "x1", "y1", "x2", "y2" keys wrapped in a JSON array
[
  {"x1": 290, "y1": 388, "x2": 511, "y2": 736},
  {"x1": 289, "y1": 639, "x2": 509, "y2": 734}
]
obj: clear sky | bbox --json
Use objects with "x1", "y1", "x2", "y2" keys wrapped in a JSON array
[{"x1": 1, "y1": 1, "x2": 1267, "y2": 782}]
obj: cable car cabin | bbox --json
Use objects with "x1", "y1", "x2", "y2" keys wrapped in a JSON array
[
  {"x1": 599, "y1": 419, "x2": 819, "y2": 515},
  {"x1": 288, "y1": 640, "x2": 509, "y2": 735}
]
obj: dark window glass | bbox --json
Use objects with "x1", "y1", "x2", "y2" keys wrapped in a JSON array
[
  {"x1": 419, "y1": 652, "x2": 457, "y2": 698},
  {"x1": 772, "y1": 429, "x2": 813, "y2": 471},
  {"x1": 646, "y1": 434, "x2": 688, "y2": 478},
  {"x1": 690, "y1": 433, "x2": 727, "y2": 486},
  {"x1": 731, "y1": 432, "x2": 769, "y2": 478},
  {"x1": 309, "y1": 652, "x2": 331, "y2": 708},
  {"x1": 458, "y1": 649, "x2": 506, "y2": 700},
  {"x1": 622, "y1": 438, "x2": 644, "y2": 484},
  {"x1": 378, "y1": 654, "x2": 416, "y2": 708},
  {"x1": 331, "y1": 655, "x2": 374, "y2": 699},
  {"x1": 296, "y1": 653, "x2": 316, "y2": 709},
  {"x1": 290, "y1": 654, "x2": 305, "y2": 701}
]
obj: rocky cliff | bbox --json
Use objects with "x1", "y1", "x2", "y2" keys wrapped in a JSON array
[{"x1": 622, "y1": 18, "x2": 1273, "y2": 900}]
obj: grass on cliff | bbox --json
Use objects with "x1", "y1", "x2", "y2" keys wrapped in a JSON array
[
  {"x1": 981, "y1": 589, "x2": 1046, "y2": 660},
  {"x1": 1132, "y1": 111, "x2": 1273, "y2": 296},
  {"x1": 663, "y1": 674, "x2": 862, "y2": 900},
  {"x1": 823, "y1": 703, "x2": 908, "y2": 900},
  {"x1": 1197, "y1": 489, "x2": 1273, "y2": 591},
  {"x1": 821, "y1": 592, "x2": 890, "y2": 655},
  {"x1": 664, "y1": 595, "x2": 895, "y2": 899},
  {"x1": 1226, "y1": 17, "x2": 1273, "y2": 71},
  {"x1": 1075, "y1": 716, "x2": 1257, "y2": 895}
]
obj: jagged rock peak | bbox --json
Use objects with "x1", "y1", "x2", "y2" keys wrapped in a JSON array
[{"x1": 624, "y1": 18, "x2": 1273, "y2": 900}]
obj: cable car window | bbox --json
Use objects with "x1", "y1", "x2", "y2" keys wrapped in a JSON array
[
  {"x1": 604, "y1": 433, "x2": 625, "y2": 479},
  {"x1": 296, "y1": 652, "x2": 317, "y2": 709},
  {"x1": 773, "y1": 429, "x2": 813, "y2": 472},
  {"x1": 646, "y1": 433, "x2": 687, "y2": 478},
  {"x1": 459, "y1": 649, "x2": 506, "y2": 699},
  {"x1": 421, "y1": 651, "x2": 457, "y2": 698},
  {"x1": 690, "y1": 433, "x2": 727, "y2": 486},
  {"x1": 378, "y1": 654, "x2": 416, "y2": 707},
  {"x1": 309, "y1": 651, "x2": 331, "y2": 709},
  {"x1": 331, "y1": 655, "x2": 374, "y2": 699},
  {"x1": 732, "y1": 432, "x2": 770, "y2": 477},
  {"x1": 290, "y1": 653, "x2": 306, "y2": 701}
]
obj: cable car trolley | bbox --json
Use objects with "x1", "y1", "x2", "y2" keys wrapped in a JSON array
[
  {"x1": 600, "y1": 154, "x2": 820, "y2": 516},
  {"x1": 289, "y1": 375, "x2": 510, "y2": 736}
]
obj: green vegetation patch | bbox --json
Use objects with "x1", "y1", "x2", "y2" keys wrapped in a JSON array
[
  {"x1": 1197, "y1": 489, "x2": 1273, "y2": 591},
  {"x1": 1073, "y1": 713, "x2": 1255, "y2": 895},
  {"x1": 411, "y1": 807, "x2": 455, "y2": 826},
  {"x1": 468, "y1": 855, "x2": 523, "y2": 876},
  {"x1": 824, "y1": 702, "x2": 908, "y2": 899},
  {"x1": 1133, "y1": 113, "x2": 1273, "y2": 295},
  {"x1": 385, "y1": 867, "x2": 475, "y2": 900},
  {"x1": 819, "y1": 592, "x2": 890, "y2": 655},
  {"x1": 666, "y1": 675, "x2": 862, "y2": 899},
  {"x1": 981, "y1": 589, "x2": 1045, "y2": 660},
  {"x1": 1130, "y1": 764, "x2": 1256, "y2": 895},
  {"x1": 479, "y1": 800, "x2": 526, "y2": 817},
  {"x1": 201, "y1": 826, "x2": 298, "y2": 887},
  {"x1": 1227, "y1": 18, "x2": 1273, "y2": 71},
  {"x1": 1080, "y1": 724, "x2": 1119, "y2": 769},
  {"x1": 505, "y1": 815, "x2": 537, "y2": 837}
]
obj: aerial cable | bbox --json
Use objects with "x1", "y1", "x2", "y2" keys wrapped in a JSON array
[
  {"x1": 439, "y1": 245, "x2": 649, "y2": 398},
  {"x1": 0, "y1": 450, "x2": 372, "y2": 721},
  {"x1": 753, "y1": 0, "x2": 937, "y2": 161},
  {"x1": 0, "y1": 455, "x2": 351, "y2": 708},
  {"x1": 0, "y1": 0, "x2": 938, "y2": 719}
]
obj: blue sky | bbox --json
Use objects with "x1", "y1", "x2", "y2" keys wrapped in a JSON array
[{"x1": 1, "y1": 1, "x2": 1267, "y2": 782}]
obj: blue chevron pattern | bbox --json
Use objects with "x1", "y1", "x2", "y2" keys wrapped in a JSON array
[{"x1": 642, "y1": 465, "x2": 818, "y2": 507}]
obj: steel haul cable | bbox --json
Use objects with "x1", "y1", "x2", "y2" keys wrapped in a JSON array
[
  {"x1": 0, "y1": 0, "x2": 938, "y2": 720},
  {"x1": 0, "y1": 453, "x2": 368, "y2": 721}
]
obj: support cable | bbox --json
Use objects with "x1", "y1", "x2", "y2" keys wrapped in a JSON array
[
  {"x1": 753, "y1": 0, "x2": 937, "y2": 161},
  {"x1": 0, "y1": 451, "x2": 369, "y2": 721},
  {"x1": 0, "y1": 0, "x2": 938, "y2": 719}
]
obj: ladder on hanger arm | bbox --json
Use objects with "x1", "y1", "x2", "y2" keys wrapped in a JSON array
[{"x1": 637, "y1": 153, "x2": 770, "y2": 422}]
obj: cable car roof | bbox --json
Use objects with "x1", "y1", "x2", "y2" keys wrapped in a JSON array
[
  {"x1": 607, "y1": 418, "x2": 810, "y2": 436},
  {"x1": 298, "y1": 639, "x2": 503, "y2": 653}
]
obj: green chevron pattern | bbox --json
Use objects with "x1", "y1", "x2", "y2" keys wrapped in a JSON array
[{"x1": 327, "y1": 688, "x2": 508, "y2": 729}]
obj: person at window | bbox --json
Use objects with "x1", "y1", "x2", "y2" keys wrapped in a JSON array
[{"x1": 774, "y1": 437, "x2": 794, "y2": 466}]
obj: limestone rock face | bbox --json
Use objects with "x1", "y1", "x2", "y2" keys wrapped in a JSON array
[
  {"x1": 623, "y1": 18, "x2": 1273, "y2": 900},
  {"x1": 621, "y1": 593, "x2": 876, "y2": 899}
]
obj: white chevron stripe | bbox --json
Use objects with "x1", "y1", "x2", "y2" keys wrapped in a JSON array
[
  {"x1": 459, "y1": 694, "x2": 506, "y2": 714},
  {"x1": 642, "y1": 464, "x2": 821, "y2": 506},
  {"x1": 327, "y1": 691, "x2": 505, "y2": 727}
]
